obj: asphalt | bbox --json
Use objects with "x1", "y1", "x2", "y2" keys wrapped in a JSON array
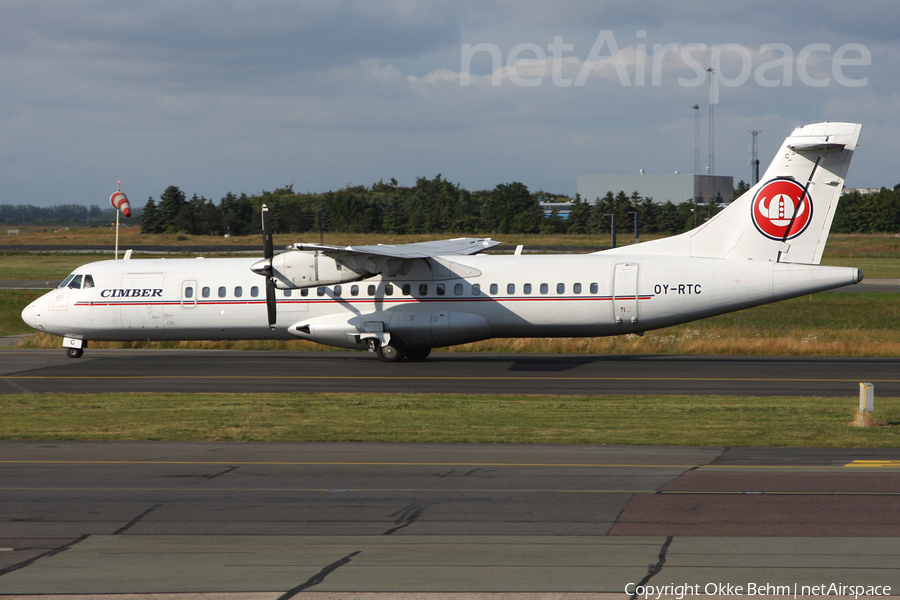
[
  {"x1": 1, "y1": 442, "x2": 899, "y2": 595},
  {"x1": 2, "y1": 349, "x2": 899, "y2": 397}
]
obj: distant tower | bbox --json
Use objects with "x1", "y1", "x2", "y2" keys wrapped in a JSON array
[
  {"x1": 692, "y1": 104, "x2": 700, "y2": 177},
  {"x1": 749, "y1": 130, "x2": 762, "y2": 185},
  {"x1": 707, "y1": 66, "x2": 715, "y2": 179}
]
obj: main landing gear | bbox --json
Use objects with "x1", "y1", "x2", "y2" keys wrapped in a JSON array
[
  {"x1": 367, "y1": 339, "x2": 431, "y2": 362},
  {"x1": 376, "y1": 342, "x2": 405, "y2": 362},
  {"x1": 66, "y1": 347, "x2": 84, "y2": 359}
]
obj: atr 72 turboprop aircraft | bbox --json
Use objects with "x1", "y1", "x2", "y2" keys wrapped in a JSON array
[{"x1": 23, "y1": 122, "x2": 862, "y2": 361}]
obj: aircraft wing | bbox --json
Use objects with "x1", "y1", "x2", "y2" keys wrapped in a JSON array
[
  {"x1": 287, "y1": 237, "x2": 500, "y2": 258},
  {"x1": 269, "y1": 237, "x2": 500, "y2": 282}
]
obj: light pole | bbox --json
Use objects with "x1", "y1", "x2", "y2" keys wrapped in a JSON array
[
  {"x1": 628, "y1": 211, "x2": 639, "y2": 244},
  {"x1": 604, "y1": 213, "x2": 617, "y2": 248}
]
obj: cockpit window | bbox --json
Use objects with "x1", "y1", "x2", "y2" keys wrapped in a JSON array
[
  {"x1": 67, "y1": 275, "x2": 83, "y2": 289},
  {"x1": 83, "y1": 275, "x2": 94, "y2": 289},
  {"x1": 59, "y1": 274, "x2": 75, "y2": 288}
]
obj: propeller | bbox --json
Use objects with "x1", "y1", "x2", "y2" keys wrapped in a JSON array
[{"x1": 260, "y1": 204, "x2": 277, "y2": 329}]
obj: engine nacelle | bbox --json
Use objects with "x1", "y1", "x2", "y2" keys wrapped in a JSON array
[
  {"x1": 287, "y1": 310, "x2": 492, "y2": 350},
  {"x1": 271, "y1": 250, "x2": 370, "y2": 289}
]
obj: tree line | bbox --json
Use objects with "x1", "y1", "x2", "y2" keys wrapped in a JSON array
[
  {"x1": 9, "y1": 180, "x2": 899, "y2": 236},
  {"x1": 139, "y1": 176, "x2": 728, "y2": 238},
  {"x1": 831, "y1": 188, "x2": 900, "y2": 233}
]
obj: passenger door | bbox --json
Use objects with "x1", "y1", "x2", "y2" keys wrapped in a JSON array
[{"x1": 613, "y1": 263, "x2": 639, "y2": 324}]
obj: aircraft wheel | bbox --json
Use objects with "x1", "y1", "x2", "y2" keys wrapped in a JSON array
[
  {"x1": 376, "y1": 342, "x2": 405, "y2": 362},
  {"x1": 66, "y1": 347, "x2": 84, "y2": 359},
  {"x1": 405, "y1": 347, "x2": 431, "y2": 361}
]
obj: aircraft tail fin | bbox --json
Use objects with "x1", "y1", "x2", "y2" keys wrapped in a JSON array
[{"x1": 606, "y1": 122, "x2": 861, "y2": 265}]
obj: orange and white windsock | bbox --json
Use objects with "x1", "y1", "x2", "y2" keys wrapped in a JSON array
[{"x1": 110, "y1": 182, "x2": 132, "y2": 218}]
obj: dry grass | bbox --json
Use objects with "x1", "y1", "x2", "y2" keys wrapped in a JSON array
[
  {"x1": 3, "y1": 227, "x2": 898, "y2": 255},
  {"x1": 19, "y1": 326, "x2": 900, "y2": 357},
  {"x1": 0, "y1": 225, "x2": 636, "y2": 250},
  {"x1": 848, "y1": 409, "x2": 888, "y2": 428},
  {"x1": 449, "y1": 327, "x2": 900, "y2": 357}
]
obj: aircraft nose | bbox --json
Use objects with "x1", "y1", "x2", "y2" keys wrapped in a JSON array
[{"x1": 21, "y1": 302, "x2": 36, "y2": 329}]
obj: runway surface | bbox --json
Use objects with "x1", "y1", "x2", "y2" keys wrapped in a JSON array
[
  {"x1": 2, "y1": 350, "x2": 900, "y2": 594},
  {"x1": 1, "y1": 442, "x2": 900, "y2": 594},
  {"x1": 2, "y1": 349, "x2": 899, "y2": 397}
]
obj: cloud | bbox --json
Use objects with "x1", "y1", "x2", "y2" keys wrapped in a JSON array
[{"x1": 0, "y1": 0, "x2": 895, "y2": 207}]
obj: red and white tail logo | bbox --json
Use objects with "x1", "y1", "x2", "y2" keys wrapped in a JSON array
[{"x1": 751, "y1": 178, "x2": 812, "y2": 240}]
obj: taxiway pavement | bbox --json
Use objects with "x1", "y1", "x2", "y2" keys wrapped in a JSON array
[{"x1": 2, "y1": 442, "x2": 900, "y2": 594}]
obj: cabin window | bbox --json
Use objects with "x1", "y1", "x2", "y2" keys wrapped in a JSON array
[
  {"x1": 202, "y1": 287, "x2": 211, "y2": 298},
  {"x1": 419, "y1": 284, "x2": 428, "y2": 295},
  {"x1": 334, "y1": 285, "x2": 342, "y2": 296},
  {"x1": 83, "y1": 275, "x2": 95, "y2": 288},
  {"x1": 590, "y1": 282, "x2": 598, "y2": 294},
  {"x1": 523, "y1": 283, "x2": 532, "y2": 294},
  {"x1": 184, "y1": 286, "x2": 194, "y2": 299},
  {"x1": 68, "y1": 275, "x2": 82, "y2": 289},
  {"x1": 351, "y1": 285, "x2": 359, "y2": 296},
  {"x1": 301, "y1": 288, "x2": 308, "y2": 297},
  {"x1": 384, "y1": 284, "x2": 394, "y2": 296},
  {"x1": 507, "y1": 283, "x2": 515, "y2": 295},
  {"x1": 218, "y1": 286, "x2": 226, "y2": 298},
  {"x1": 573, "y1": 283, "x2": 582, "y2": 294},
  {"x1": 454, "y1": 283, "x2": 463, "y2": 295},
  {"x1": 402, "y1": 284, "x2": 411, "y2": 295},
  {"x1": 368, "y1": 285, "x2": 376, "y2": 296},
  {"x1": 436, "y1": 284, "x2": 445, "y2": 296},
  {"x1": 472, "y1": 283, "x2": 481, "y2": 295},
  {"x1": 250, "y1": 286, "x2": 259, "y2": 298},
  {"x1": 540, "y1": 283, "x2": 548, "y2": 295},
  {"x1": 234, "y1": 286, "x2": 243, "y2": 298},
  {"x1": 557, "y1": 283, "x2": 565, "y2": 294},
  {"x1": 284, "y1": 289, "x2": 292, "y2": 297},
  {"x1": 317, "y1": 287, "x2": 325, "y2": 296},
  {"x1": 490, "y1": 283, "x2": 498, "y2": 295}
]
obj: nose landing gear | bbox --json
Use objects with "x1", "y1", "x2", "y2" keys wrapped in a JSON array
[{"x1": 63, "y1": 337, "x2": 86, "y2": 358}]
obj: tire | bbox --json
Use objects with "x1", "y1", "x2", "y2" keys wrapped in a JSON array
[
  {"x1": 66, "y1": 347, "x2": 84, "y2": 359},
  {"x1": 376, "y1": 343, "x2": 405, "y2": 362},
  {"x1": 405, "y1": 347, "x2": 431, "y2": 361}
]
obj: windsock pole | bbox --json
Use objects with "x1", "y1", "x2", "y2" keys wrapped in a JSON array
[
  {"x1": 114, "y1": 182, "x2": 121, "y2": 259},
  {"x1": 110, "y1": 181, "x2": 132, "y2": 260}
]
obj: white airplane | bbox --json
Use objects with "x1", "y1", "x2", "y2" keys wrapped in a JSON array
[{"x1": 22, "y1": 122, "x2": 862, "y2": 361}]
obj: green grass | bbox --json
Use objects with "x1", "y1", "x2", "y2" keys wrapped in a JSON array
[
  {"x1": 821, "y1": 257, "x2": 900, "y2": 278},
  {"x1": 692, "y1": 292, "x2": 900, "y2": 330},
  {"x1": 1, "y1": 290, "x2": 45, "y2": 336},
  {"x1": 1, "y1": 392, "x2": 897, "y2": 446},
  {"x1": 0, "y1": 253, "x2": 154, "y2": 280}
]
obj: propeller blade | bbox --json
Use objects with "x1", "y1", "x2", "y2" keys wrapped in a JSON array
[
  {"x1": 266, "y1": 277, "x2": 277, "y2": 330},
  {"x1": 262, "y1": 204, "x2": 273, "y2": 260}
]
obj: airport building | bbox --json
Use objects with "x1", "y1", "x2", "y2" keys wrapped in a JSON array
[{"x1": 577, "y1": 174, "x2": 734, "y2": 205}]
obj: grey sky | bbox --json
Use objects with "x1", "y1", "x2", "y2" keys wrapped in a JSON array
[{"x1": 2, "y1": 0, "x2": 896, "y2": 208}]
